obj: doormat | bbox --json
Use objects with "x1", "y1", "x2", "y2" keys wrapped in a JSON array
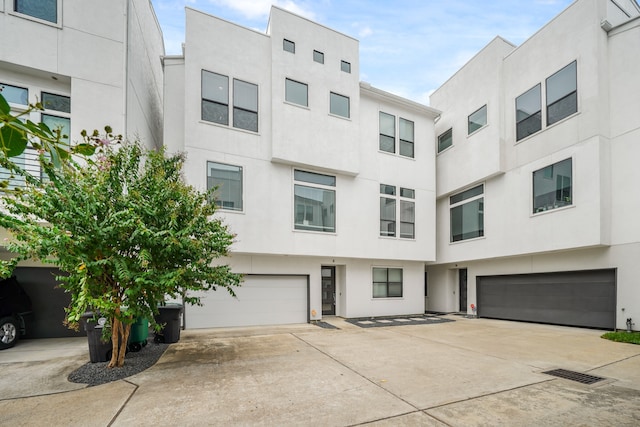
[
  {"x1": 312, "y1": 321, "x2": 340, "y2": 330},
  {"x1": 346, "y1": 315, "x2": 454, "y2": 328}
]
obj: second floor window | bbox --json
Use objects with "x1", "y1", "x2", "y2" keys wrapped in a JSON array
[{"x1": 380, "y1": 184, "x2": 415, "y2": 239}]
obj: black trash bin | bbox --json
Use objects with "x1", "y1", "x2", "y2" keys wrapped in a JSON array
[
  {"x1": 154, "y1": 303, "x2": 183, "y2": 343},
  {"x1": 81, "y1": 313, "x2": 111, "y2": 363}
]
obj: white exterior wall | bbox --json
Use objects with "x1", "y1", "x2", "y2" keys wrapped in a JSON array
[
  {"x1": 427, "y1": 0, "x2": 640, "y2": 330},
  {"x1": 0, "y1": 0, "x2": 163, "y2": 147}
]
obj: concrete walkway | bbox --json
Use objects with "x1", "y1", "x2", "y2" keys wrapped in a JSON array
[{"x1": 1, "y1": 316, "x2": 640, "y2": 426}]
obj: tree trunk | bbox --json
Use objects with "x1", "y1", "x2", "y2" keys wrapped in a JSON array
[{"x1": 107, "y1": 317, "x2": 131, "y2": 368}]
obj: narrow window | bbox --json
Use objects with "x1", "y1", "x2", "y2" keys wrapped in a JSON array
[
  {"x1": 546, "y1": 61, "x2": 577, "y2": 126},
  {"x1": 294, "y1": 170, "x2": 336, "y2": 233},
  {"x1": 330, "y1": 92, "x2": 349, "y2": 118},
  {"x1": 341, "y1": 60, "x2": 351, "y2": 73},
  {"x1": 399, "y1": 118, "x2": 414, "y2": 158},
  {"x1": 533, "y1": 158, "x2": 572, "y2": 214},
  {"x1": 468, "y1": 105, "x2": 487, "y2": 134},
  {"x1": 379, "y1": 112, "x2": 395, "y2": 153},
  {"x1": 207, "y1": 162, "x2": 243, "y2": 211},
  {"x1": 41, "y1": 91, "x2": 71, "y2": 143},
  {"x1": 450, "y1": 184, "x2": 484, "y2": 242},
  {"x1": 313, "y1": 50, "x2": 324, "y2": 64},
  {"x1": 437, "y1": 128, "x2": 453, "y2": 153},
  {"x1": 285, "y1": 78, "x2": 308, "y2": 107},
  {"x1": 373, "y1": 267, "x2": 403, "y2": 298},
  {"x1": 202, "y1": 70, "x2": 229, "y2": 125},
  {"x1": 380, "y1": 184, "x2": 396, "y2": 237},
  {"x1": 516, "y1": 84, "x2": 541, "y2": 141},
  {"x1": 283, "y1": 39, "x2": 295, "y2": 53},
  {"x1": 14, "y1": 0, "x2": 57, "y2": 23},
  {"x1": 399, "y1": 187, "x2": 415, "y2": 239},
  {"x1": 379, "y1": 185, "x2": 415, "y2": 239},
  {"x1": 233, "y1": 79, "x2": 258, "y2": 132}
]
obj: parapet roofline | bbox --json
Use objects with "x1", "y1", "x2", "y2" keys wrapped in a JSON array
[
  {"x1": 361, "y1": 82, "x2": 441, "y2": 119},
  {"x1": 268, "y1": 5, "x2": 359, "y2": 42}
]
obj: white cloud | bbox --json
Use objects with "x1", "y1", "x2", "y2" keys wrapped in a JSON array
[{"x1": 358, "y1": 26, "x2": 373, "y2": 38}]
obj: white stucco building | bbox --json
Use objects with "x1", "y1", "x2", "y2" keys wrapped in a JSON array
[
  {"x1": 0, "y1": 0, "x2": 165, "y2": 337},
  {"x1": 426, "y1": 0, "x2": 640, "y2": 331},
  {"x1": 163, "y1": 7, "x2": 440, "y2": 328}
]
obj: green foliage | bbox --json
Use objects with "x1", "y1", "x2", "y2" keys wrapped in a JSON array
[
  {"x1": 601, "y1": 331, "x2": 640, "y2": 345},
  {"x1": 0, "y1": 139, "x2": 241, "y2": 353}
]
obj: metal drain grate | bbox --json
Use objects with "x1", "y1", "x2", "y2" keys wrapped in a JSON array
[{"x1": 542, "y1": 369, "x2": 605, "y2": 385}]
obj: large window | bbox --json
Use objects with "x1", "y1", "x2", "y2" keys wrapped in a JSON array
[
  {"x1": 516, "y1": 84, "x2": 542, "y2": 141},
  {"x1": 233, "y1": 79, "x2": 258, "y2": 132},
  {"x1": 14, "y1": 0, "x2": 57, "y2": 23},
  {"x1": 330, "y1": 92, "x2": 349, "y2": 118},
  {"x1": 546, "y1": 61, "x2": 577, "y2": 126},
  {"x1": 202, "y1": 70, "x2": 259, "y2": 132},
  {"x1": 207, "y1": 162, "x2": 243, "y2": 211},
  {"x1": 202, "y1": 70, "x2": 229, "y2": 126},
  {"x1": 285, "y1": 78, "x2": 308, "y2": 107},
  {"x1": 438, "y1": 128, "x2": 453, "y2": 153},
  {"x1": 533, "y1": 158, "x2": 572, "y2": 214},
  {"x1": 379, "y1": 112, "x2": 395, "y2": 153},
  {"x1": 372, "y1": 267, "x2": 403, "y2": 298},
  {"x1": 450, "y1": 184, "x2": 484, "y2": 242},
  {"x1": 294, "y1": 170, "x2": 336, "y2": 233},
  {"x1": 380, "y1": 184, "x2": 415, "y2": 239},
  {"x1": 379, "y1": 112, "x2": 414, "y2": 158},
  {"x1": 468, "y1": 105, "x2": 487, "y2": 134}
]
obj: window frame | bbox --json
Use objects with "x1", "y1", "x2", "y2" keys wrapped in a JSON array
[
  {"x1": 313, "y1": 50, "x2": 324, "y2": 64},
  {"x1": 283, "y1": 39, "x2": 295, "y2": 53},
  {"x1": 437, "y1": 128, "x2": 453, "y2": 153},
  {"x1": 12, "y1": 0, "x2": 60, "y2": 26},
  {"x1": 285, "y1": 78, "x2": 308, "y2": 107},
  {"x1": 293, "y1": 169, "x2": 336, "y2": 233},
  {"x1": 468, "y1": 104, "x2": 487, "y2": 135},
  {"x1": 450, "y1": 184, "x2": 484, "y2": 243},
  {"x1": 329, "y1": 92, "x2": 350, "y2": 118},
  {"x1": 399, "y1": 118, "x2": 414, "y2": 158},
  {"x1": 201, "y1": 70, "x2": 229, "y2": 126},
  {"x1": 546, "y1": 61, "x2": 577, "y2": 126},
  {"x1": 379, "y1": 112, "x2": 395, "y2": 154},
  {"x1": 532, "y1": 158, "x2": 572, "y2": 214},
  {"x1": 232, "y1": 78, "x2": 258, "y2": 132},
  {"x1": 201, "y1": 70, "x2": 259, "y2": 132},
  {"x1": 379, "y1": 184, "x2": 415, "y2": 239},
  {"x1": 207, "y1": 161, "x2": 244, "y2": 212},
  {"x1": 372, "y1": 267, "x2": 403, "y2": 298},
  {"x1": 515, "y1": 84, "x2": 542, "y2": 141}
]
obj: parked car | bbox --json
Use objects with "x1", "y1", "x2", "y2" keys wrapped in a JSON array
[{"x1": 0, "y1": 276, "x2": 33, "y2": 349}]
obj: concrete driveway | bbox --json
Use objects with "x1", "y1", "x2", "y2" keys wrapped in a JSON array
[{"x1": 1, "y1": 316, "x2": 640, "y2": 426}]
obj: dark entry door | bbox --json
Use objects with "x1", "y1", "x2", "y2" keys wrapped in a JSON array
[
  {"x1": 321, "y1": 266, "x2": 336, "y2": 315},
  {"x1": 459, "y1": 268, "x2": 467, "y2": 312}
]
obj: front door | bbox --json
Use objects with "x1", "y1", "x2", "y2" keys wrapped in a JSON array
[
  {"x1": 459, "y1": 268, "x2": 467, "y2": 312},
  {"x1": 321, "y1": 266, "x2": 336, "y2": 315}
]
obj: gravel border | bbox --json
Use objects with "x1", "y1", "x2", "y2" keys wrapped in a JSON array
[{"x1": 68, "y1": 338, "x2": 169, "y2": 387}]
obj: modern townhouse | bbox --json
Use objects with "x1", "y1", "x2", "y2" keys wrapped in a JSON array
[
  {"x1": 0, "y1": 0, "x2": 164, "y2": 337},
  {"x1": 426, "y1": 0, "x2": 640, "y2": 331},
  {"x1": 163, "y1": 6, "x2": 439, "y2": 328}
]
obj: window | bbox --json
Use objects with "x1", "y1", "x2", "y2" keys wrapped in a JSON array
[
  {"x1": 379, "y1": 112, "x2": 395, "y2": 153},
  {"x1": 207, "y1": 162, "x2": 243, "y2": 211},
  {"x1": 14, "y1": 0, "x2": 57, "y2": 23},
  {"x1": 313, "y1": 50, "x2": 324, "y2": 64},
  {"x1": 294, "y1": 170, "x2": 336, "y2": 233},
  {"x1": 546, "y1": 61, "x2": 577, "y2": 126},
  {"x1": 341, "y1": 60, "x2": 351, "y2": 73},
  {"x1": 373, "y1": 267, "x2": 403, "y2": 298},
  {"x1": 283, "y1": 39, "x2": 295, "y2": 53},
  {"x1": 285, "y1": 78, "x2": 308, "y2": 107},
  {"x1": 468, "y1": 105, "x2": 487, "y2": 134},
  {"x1": 41, "y1": 91, "x2": 70, "y2": 143},
  {"x1": 0, "y1": 83, "x2": 28, "y2": 105},
  {"x1": 533, "y1": 158, "x2": 572, "y2": 214},
  {"x1": 380, "y1": 185, "x2": 415, "y2": 239},
  {"x1": 516, "y1": 84, "x2": 541, "y2": 141},
  {"x1": 399, "y1": 118, "x2": 414, "y2": 158},
  {"x1": 233, "y1": 79, "x2": 258, "y2": 132},
  {"x1": 202, "y1": 70, "x2": 229, "y2": 125},
  {"x1": 438, "y1": 128, "x2": 453, "y2": 153},
  {"x1": 330, "y1": 92, "x2": 349, "y2": 118},
  {"x1": 42, "y1": 92, "x2": 70, "y2": 113},
  {"x1": 450, "y1": 184, "x2": 484, "y2": 242},
  {"x1": 202, "y1": 71, "x2": 259, "y2": 132}
]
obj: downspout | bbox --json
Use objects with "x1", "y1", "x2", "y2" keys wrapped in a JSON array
[{"x1": 123, "y1": 0, "x2": 130, "y2": 138}]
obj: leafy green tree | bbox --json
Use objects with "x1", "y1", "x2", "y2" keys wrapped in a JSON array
[{"x1": 0, "y1": 127, "x2": 241, "y2": 367}]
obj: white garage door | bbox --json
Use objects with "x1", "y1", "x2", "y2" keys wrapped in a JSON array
[{"x1": 185, "y1": 275, "x2": 308, "y2": 328}]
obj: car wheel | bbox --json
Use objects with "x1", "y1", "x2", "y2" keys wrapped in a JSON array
[{"x1": 0, "y1": 316, "x2": 19, "y2": 350}]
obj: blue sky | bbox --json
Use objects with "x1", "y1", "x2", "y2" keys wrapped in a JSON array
[{"x1": 152, "y1": 0, "x2": 575, "y2": 104}]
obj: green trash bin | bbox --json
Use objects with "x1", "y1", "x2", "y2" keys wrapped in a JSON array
[{"x1": 128, "y1": 317, "x2": 148, "y2": 352}]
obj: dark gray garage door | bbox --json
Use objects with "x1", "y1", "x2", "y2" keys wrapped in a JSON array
[{"x1": 477, "y1": 269, "x2": 616, "y2": 329}]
